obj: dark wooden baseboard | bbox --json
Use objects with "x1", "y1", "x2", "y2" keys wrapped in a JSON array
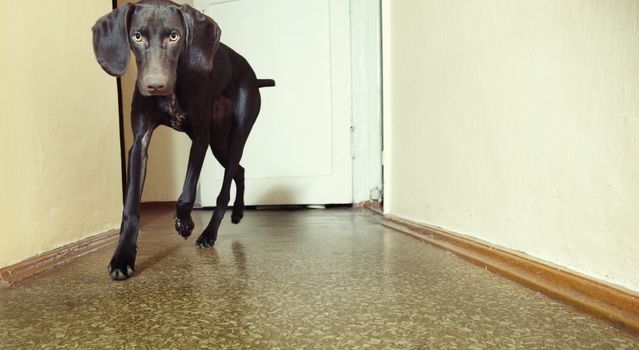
[
  {"x1": 0, "y1": 230, "x2": 119, "y2": 287},
  {"x1": 357, "y1": 201, "x2": 384, "y2": 218},
  {"x1": 380, "y1": 213, "x2": 639, "y2": 334}
]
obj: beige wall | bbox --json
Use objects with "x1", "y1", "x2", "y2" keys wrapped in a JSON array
[
  {"x1": 0, "y1": 1, "x2": 122, "y2": 267},
  {"x1": 118, "y1": 0, "x2": 193, "y2": 203},
  {"x1": 383, "y1": 0, "x2": 639, "y2": 292}
]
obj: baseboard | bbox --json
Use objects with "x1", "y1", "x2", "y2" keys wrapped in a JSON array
[
  {"x1": 360, "y1": 201, "x2": 383, "y2": 215},
  {"x1": 0, "y1": 230, "x2": 119, "y2": 287},
  {"x1": 381, "y1": 214, "x2": 639, "y2": 334}
]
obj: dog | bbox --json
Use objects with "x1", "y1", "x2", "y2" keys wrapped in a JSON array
[{"x1": 92, "y1": 0, "x2": 274, "y2": 280}]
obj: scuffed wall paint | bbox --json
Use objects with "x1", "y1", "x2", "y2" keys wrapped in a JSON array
[
  {"x1": 383, "y1": 0, "x2": 639, "y2": 292},
  {"x1": 0, "y1": 2, "x2": 122, "y2": 267}
]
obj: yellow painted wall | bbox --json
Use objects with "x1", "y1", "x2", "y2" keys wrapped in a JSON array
[
  {"x1": 383, "y1": 0, "x2": 639, "y2": 292},
  {"x1": 118, "y1": 0, "x2": 193, "y2": 203},
  {"x1": 0, "y1": 1, "x2": 122, "y2": 267}
]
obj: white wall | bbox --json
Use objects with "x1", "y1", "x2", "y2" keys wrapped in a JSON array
[
  {"x1": 0, "y1": 1, "x2": 122, "y2": 267},
  {"x1": 383, "y1": 0, "x2": 639, "y2": 292}
]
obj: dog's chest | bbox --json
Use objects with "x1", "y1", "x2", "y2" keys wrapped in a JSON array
[{"x1": 158, "y1": 94, "x2": 188, "y2": 132}]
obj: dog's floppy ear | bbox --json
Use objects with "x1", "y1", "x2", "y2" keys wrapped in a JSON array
[
  {"x1": 92, "y1": 3, "x2": 134, "y2": 77},
  {"x1": 179, "y1": 4, "x2": 222, "y2": 72}
]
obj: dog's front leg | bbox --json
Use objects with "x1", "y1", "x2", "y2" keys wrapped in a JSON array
[
  {"x1": 175, "y1": 139, "x2": 208, "y2": 238},
  {"x1": 108, "y1": 123, "x2": 156, "y2": 280}
]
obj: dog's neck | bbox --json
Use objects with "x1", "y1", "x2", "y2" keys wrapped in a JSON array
[{"x1": 158, "y1": 93, "x2": 187, "y2": 131}]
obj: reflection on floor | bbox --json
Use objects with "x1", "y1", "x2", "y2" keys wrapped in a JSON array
[{"x1": 0, "y1": 208, "x2": 637, "y2": 349}]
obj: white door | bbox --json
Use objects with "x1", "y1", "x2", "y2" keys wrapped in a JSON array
[{"x1": 195, "y1": 0, "x2": 353, "y2": 206}]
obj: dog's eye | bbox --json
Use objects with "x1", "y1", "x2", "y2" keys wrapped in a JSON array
[
  {"x1": 132, "y1": 32, "x2": 143, "y2": 42},
  {"x1": 169, "y1": 31, "x2": 180, "y2": 42}
]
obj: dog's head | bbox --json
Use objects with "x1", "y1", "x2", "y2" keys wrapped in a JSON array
[{"x1": 92, "y1": 1, "x2": 221, "y2": 96}]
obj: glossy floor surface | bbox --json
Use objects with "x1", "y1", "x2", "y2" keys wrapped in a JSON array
[{"x1": 0, "y1": 208, "x2": 637, "y2": 349}]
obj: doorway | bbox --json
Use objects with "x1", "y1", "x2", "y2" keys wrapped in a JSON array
[{"x1": 115, "y1": 0, "x2": 383, "y2": 207}]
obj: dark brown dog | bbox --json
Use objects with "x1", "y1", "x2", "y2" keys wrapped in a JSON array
[{"x1": 92, "y1": 0, "x2": 274, "y2": 280}]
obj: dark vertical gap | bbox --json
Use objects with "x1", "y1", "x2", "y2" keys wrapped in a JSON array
[
  {"x1": 116, "y1": 78, "x2": 127, "y2": 204},
  {"x1": 113, "y1": 0, "x2": 127, "y2": 203}
]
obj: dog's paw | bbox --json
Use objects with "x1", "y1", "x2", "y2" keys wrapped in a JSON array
[
  {"x1": 108, "y1": 245, "x2": 136, "y2": 281},
  {"x1": 175, "y1": 216, "x2": 194, "y2": 239},
  {"x1": 195, "y1": 233, "x2": 216, "y2": 248},
  {"x1": 231, "y1": 208, "x2": 243, "y2": 224}
]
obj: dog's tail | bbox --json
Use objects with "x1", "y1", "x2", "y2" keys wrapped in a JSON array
[{"x1": 257, "y1": 79, "x2": 276, "y2": 88}]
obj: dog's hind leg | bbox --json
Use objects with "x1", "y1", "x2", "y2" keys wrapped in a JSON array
[
  {"x1": 231, "y1": 165, "x2": 245, "y2": 224},
  {"x1": 196, "y1": 86, "x2": 259, "y2": 248},
  {"x1": 196, "y1": 134, "x2": 246, "y2": 248}
]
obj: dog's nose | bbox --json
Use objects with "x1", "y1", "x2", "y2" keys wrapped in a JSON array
[{"x1": 144, "y1": 75, "x2": 168, "y2": 93}]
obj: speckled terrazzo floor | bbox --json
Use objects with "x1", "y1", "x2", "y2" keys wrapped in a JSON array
[{"x1": 0, "y1": 208, "x2": 637, "y2": 349}]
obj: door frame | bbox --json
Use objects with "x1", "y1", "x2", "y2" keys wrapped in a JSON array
[
  {"x1": 350, "y1": 0, "x2": 383, "y2": 204},
  {"x1": 112, "y1": 0, "x2": 127, "y2": 203}
]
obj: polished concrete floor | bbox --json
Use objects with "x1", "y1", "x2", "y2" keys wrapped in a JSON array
[{"x1": 0, "y1": 208, "x2": 637, "y2": 349}]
